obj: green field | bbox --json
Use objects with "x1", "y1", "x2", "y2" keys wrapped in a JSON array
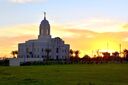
[{"x1": 0, "y1": 64, "x2": 128, "y2": 85}]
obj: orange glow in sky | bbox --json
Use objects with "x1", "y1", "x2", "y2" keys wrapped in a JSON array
[
  {"x1": 0, "y1": 19, "x2": 128, "y2": 58},
  {"x1": 1, "y1": 0, "x2": 128, "y2": 58}
]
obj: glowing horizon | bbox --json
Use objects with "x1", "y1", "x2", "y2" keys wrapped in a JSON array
[
  {"x1": 0, "y1": 20, "x2": 128, "y2": 58},
  {"x1": 0, "y1": 0, "x2": 128, "y2": 58}
]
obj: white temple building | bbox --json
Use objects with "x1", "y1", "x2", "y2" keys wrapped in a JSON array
[{"x1": 9, "y1": 12, "x2": 70, "y2": 66}]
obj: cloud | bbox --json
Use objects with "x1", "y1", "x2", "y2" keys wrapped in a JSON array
[
  {"x1": 63, "y1": 17, "x2": 127, "y2": 33},
  {"x1": 9, "y1": 0, "x2": 44, "y2": 3},
  {"x1": 1, "y1": 22, "x2": 128, "y2": 57},
  {"x1": 0, "y1": 24, "x2": 38, "y2": 37},
  {"x1": 122, "y1": 24, "x2": 128, "y2": 29},
  {"x1": 0, "y1": 35, "x2": 34, "y2": 57},
  {"x1": 0, "y1": 23, "x2": 77, "y2": 57}
]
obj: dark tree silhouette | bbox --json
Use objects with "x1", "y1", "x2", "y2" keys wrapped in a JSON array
[
  {"x1": 82, "y1": 55, "x2": 91, "y2": 63},
  {"x1": 69, "y1": 49, "x2": 74, "y2": 57},
  {"x1": 112, "y1": 51, "x2": 119, "y2": 57},
  {"x1": 123, "y1": 49, "x2": 128, "y2": 61},
  {"x1": 11, "y1": 50, "x2": 18, "y2": 58},
  {"x1": 102, "y1": 52, "x2": 110, "y2": 58},
  {"x1": 83, "y1": 55, "x2": 90, "y2": 59},
  {"x1": 111, "y1": 51, "x2": 120, "y2": 62},
  {"x1": 11, "y1": 51, "x2": 15, "y2": 58},
  {"x1": 74, "y1": 50, "x2": 80, "y2": 58},
  {"x1": 102, "y1": 52, "x2": 110, "y2": 63},
  {"x1": 74, "y1": 50, "x2": 80, "y2": 63}
]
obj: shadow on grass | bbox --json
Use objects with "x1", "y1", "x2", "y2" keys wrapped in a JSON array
[
  {"x1": 88, "y1": 82, "x2": 95, "y2": 85},
  {"x1": 22, "y1": 78, "x2": 38, "y2": 83}
]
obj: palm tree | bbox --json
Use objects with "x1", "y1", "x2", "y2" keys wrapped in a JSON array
[
  {"x1": 69, "y1": 49, "x2": 74, "y2": 57},
  {"x1": 112, "y1": 51, "x2": 119, "y2": 57},
  {"x1": 123, "y1": 49, "x2": 128, "y2": 57},
  {"x1": 74, "y1": 50, "x2": 80, "y2": 63},
  {"x1": 74, "y1": 50, "x2": 80, "y2": 58},
  {"x1": 15, "y1": 51, "x2": 18, "y2": 57},
  {"x1": 102, "y1": 52, "x2": 110, "y2": 63},
  {"x1": 102, "y1": 52, "x2": 110, "y2": 58},
  {"x1": 11, "y1": 50, "x2": 18, "y2": 58},
  {"x1": 112, "y1": 51, "x2": 120, "y2": 61},
  {"x1": 123, "y1": 49, "x2": 128, "y2": 61},
  {"x1": 11, "y1": 51, "x2": 15, "y2": 58}
]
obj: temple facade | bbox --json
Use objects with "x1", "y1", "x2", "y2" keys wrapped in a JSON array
[
  {"x1": 18, "y1": 12, "x2": 70, "y2": 60},
  {"x1": 9, "y1": 13, "x2": 70, "y2": 66}
]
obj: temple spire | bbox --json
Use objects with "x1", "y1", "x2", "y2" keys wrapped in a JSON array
[{"x1": 44, "y1": 12, "x2": 46, "y2": 20}]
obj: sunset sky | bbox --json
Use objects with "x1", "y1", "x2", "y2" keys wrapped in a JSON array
[{"x1": 0, "y1": 0, "x2": 128, "y2": 57}]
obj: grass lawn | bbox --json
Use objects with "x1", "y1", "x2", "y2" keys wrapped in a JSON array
[{"x1": 0, "y1": 64, "x2": 128, "y2": 85}]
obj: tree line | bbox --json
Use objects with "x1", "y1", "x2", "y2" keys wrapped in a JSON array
[
  {"x1": 69, "y1": 49, "x2": 128, "y2": 64},
  {"x1": 9, "y1": 49, "x2": 128, "y2": 64},
  {"x1": 1, "y1": 49, "x2": 128, "y2": 66}
]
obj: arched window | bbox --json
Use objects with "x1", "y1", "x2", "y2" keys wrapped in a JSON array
[{"x1": 56, "y1": 48, "x2": 59, "y2": 53}]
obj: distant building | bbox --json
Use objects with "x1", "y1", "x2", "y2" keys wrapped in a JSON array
[{"x1": 9, "y1": 12, "x2": 70, "y2": 66}]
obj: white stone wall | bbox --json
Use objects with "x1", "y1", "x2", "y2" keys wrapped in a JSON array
[
  {"x1": 16, "y1": 13, "x2": 70, "y2": 66},
  {"x1": 9, "y1": 58, "x2": 44, "y2": 66},
  {"x1": 18, "y1": 37, "x2": 70, "y2": 60}
]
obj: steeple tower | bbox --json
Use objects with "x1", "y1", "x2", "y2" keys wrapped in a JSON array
[
  {"x1": 44, "y1": 12, "x2": 46, "y2": 20},
  {"x1": 38, "y1": 12, "x2": 51, "y2": 40}
]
